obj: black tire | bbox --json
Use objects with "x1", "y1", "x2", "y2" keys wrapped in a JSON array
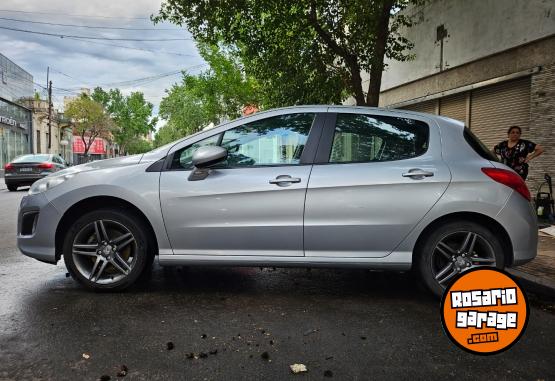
[
  {"x1": 63, "y1": 209, "x2": 151, "y2": 291},
  {"x1": 416, "y1": 220, "x2": 505, "y2": 297},
  {"x1": 7, "y1": 184, "x2": 18, "y2": 192}
]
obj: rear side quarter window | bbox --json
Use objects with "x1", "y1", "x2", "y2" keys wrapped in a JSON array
[{"x1": 463, "y1": 127, "x2": 499, "y2": 162}]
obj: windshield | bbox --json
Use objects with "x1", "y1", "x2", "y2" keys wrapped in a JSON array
[{"x1": 12, "y1": 154, "x2": 51, "y2": 163}]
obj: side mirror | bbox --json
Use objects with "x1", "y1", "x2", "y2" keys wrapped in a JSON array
[
  {"x1": 192, "y1": 146, "x2": 228, "y2": 168},
  {"x1": 189, "y1": 146, "x2": 228, "y2": 181}
]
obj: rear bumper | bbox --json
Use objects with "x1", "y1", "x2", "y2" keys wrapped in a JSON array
[
  {"x1": 17, "y1": 193, "x2": 61, "y2": 264},
  {"x1": 496, "y1": 191, "x2": 538, "y2": 266},
  {"x1": 5, "y1": 173, "x2": 49, "y2": 185}
]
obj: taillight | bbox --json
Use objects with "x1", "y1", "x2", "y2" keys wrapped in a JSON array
[
  {"x1": 38, "y1": 162, "x2": 53, "y2": 169},
  {"x1": 481, "y1": 168, "x2": 531, "y2": 201},
  {"x1": 4, "y1": 163, "x2": 14, "y2": 172}
]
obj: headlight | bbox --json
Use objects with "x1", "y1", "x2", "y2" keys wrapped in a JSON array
[{"x1": 29, "y1": 174, "x2": 75, "y2": 195}]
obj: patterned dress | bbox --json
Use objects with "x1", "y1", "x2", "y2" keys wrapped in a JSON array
[{"x1": 493, "y1": 139, "x2": 537, "y2": 180}]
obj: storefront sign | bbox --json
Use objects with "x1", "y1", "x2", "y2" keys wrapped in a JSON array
[
  {"x1": 0, "y1": 115, "x2": 26, "y2": 129},
  {"x1": 73, "y1": 136, "x2": 107, "y2": 154}
]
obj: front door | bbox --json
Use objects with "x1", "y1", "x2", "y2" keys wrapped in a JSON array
[{"x1": 160, "y1": 113, "x2": 317, "y2": 256}]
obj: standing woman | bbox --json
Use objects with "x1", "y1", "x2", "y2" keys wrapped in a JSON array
[{"x1": 493, "y1": 126, "x2": 544, "y2": 180}]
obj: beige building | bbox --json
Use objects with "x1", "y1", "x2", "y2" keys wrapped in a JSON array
[
  {"x1": 366, "y1": 0, "x2": 555, "y2": 191},
  {"x1": 20, "y1": 98, "x2": 72, "y2": 162}
]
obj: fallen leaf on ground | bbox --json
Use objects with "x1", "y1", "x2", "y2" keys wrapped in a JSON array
[
  {"x1": 116, "y1": 364, "x2": 128, "y2": 377},
  {"x1": 290, "y1": 364, "x2": 308, "y2": 373},
  {"x1": 303, "y1": 329, "x2": 318, "y2": 336},
  {"x1": 82, "y1": 353, "x2": 91, "y2": 360}
]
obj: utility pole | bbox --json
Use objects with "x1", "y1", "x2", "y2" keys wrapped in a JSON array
[{"x1": 47, "y1": 66, "x2": 52, "y2": 151}]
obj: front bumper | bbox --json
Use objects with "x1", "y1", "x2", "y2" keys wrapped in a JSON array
[{"x1": 17, "y1": 193, "x2": 61, "y2": 264}]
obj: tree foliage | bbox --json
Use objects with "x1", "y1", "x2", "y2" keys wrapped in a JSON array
[
  {"x1": 154, "y1": 0, "x2": 416, "y2": 107},
  {"x1": 65, "y1": 94, "x2": 114, "y2": 155},
  {"x1": 155, "y1": 44, "x2": 260, "y2": 146},
  {"x1": 91, "y1": 88, "x2": 157, "y2": 154},
  {"x1": 125, "y1": 136, "x2": 153, "y2": 154}
]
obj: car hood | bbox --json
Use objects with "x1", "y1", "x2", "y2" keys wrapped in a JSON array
[{"x1": 53, "y1": 155, "x2": 144, "y2": 177}]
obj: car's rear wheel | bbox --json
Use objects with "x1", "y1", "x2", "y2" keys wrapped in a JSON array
[
  {"x1": 417, "y1": 220, "x2": 505, "y2": 297},
  {"x1": 63, "y1": 209, "x2": 151, "y2": 291},
  {"x1": 7, "y1": 184, "x2": 18, "y2": 192}
]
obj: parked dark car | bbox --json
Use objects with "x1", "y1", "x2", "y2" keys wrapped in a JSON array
[{"x1": 4, "y1": 154, "x2": 68, "y2": 191}]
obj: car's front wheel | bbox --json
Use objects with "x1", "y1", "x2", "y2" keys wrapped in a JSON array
[
  {"x1": 63, "y1": 209, "x2": 151, "y2": 291},
  {"x1": 417, "y1": 220, "x2": 505, "y2": 297},
  {"x1": 7, "y1": 184, "x2": 18, "y2": 192}
]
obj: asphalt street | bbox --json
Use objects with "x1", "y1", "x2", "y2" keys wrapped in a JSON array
[{"x1": 0, "y1": 188, "x2": 554, "y2": 380}]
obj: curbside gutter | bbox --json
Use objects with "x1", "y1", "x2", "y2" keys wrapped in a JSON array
[{"x1": 507, "y1": 268, "x2": 555, "y2": 299}]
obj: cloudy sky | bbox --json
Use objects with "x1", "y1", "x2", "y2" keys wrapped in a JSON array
[{"x1": 0, "y1": 0, "x2": 205, "y2": 126}]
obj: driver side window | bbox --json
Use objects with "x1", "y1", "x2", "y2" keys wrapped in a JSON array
[
  {"x1": 220, "y1": 113, "x2": 314, "y2": 167},
  {"x1": 169, "y1": 113, "x2": 315, "y2": 170}
]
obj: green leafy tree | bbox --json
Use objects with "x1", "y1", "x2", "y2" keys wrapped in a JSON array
[
  {"x1": 157, "y1": 44, "x2": 260, "y2": 141},
  {"x1": 65, "y1": 94, "x2": 114, "y2": 155},
  {"x1": 91, "y1": 88, "x2": 158, "y2": 154},
  {"x1": 125, "y1": 136, "x2": 153, "y2": 154},
  {"x1": 154, "y1": 0, "x2": 415, "y2": 107},
  {"x1": 153, "y1": 121, "x2": 183, "y2": 147}
]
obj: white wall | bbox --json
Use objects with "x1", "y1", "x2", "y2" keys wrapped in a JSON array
[{"x1": 379, "y1": 0, "x2": 555, "y2": 91}]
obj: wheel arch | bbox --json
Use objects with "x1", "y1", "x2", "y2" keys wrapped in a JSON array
[
  {"x1": 412, "y1": 212, "x2": 514, "y2": 266},
  {"x1": 55, "y1": 196, "x2": 159, "y2": 262}
]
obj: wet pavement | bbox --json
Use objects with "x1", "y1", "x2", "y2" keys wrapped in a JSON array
[{"x1": 1, "y1": 189, "x2": 554, "y2": 380}]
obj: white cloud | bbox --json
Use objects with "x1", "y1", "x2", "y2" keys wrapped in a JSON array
[{"x1": 0, "y1": 0, "x2": 204, "y2": 116}]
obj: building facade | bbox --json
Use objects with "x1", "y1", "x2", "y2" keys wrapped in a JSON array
[
  {"x1": 19, "y1": 98, "x2": 73, "y2": 163},
  {"x1": 0, "y1": 53, "x2": 33, "y2": 168},
  {"x1": 373, "y1": 0, "x2": 555, "y2": 190}
]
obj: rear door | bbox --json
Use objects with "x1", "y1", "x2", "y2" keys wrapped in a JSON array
[{"x1": 304, "y1": 110, "x2": 451, "y2": 258}]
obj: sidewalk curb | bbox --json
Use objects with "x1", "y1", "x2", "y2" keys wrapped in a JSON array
[{"x1": 507, "y1": 268, "x2": 555, "y2": 298}]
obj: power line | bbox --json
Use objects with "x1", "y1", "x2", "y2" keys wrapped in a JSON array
[
  {"x1": 0, "y1": 16, "x2": 177, "y2": 31},
  {"x1": 65, "y1": 36, "x2": 198, "y2": 57},
  {"x1": 0, "y1": 26, "x2": 192, "y2": 41},
  {"x1": 93, "y1": 65, "x2": 208, "y2": 87},
  {"x1": 0, "y1": 9, "x2": 150, "y2": 20},
  {"x1": 49, "y1": 67, "x2": 96, "y2": 87}
]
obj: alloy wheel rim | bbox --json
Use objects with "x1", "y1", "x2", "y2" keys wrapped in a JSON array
[
  {"x1": 71, "y1": 219, "x2": 137, "y2": 285},
  {"x1": 431, "y1": 231, "x2": 496, "y2": 288}
]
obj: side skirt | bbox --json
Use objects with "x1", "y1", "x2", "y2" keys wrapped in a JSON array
[{"x1": 158, "y1": 251, "x2": 412, "y2": 270}]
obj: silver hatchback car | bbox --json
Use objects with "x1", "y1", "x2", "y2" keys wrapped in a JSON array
[{"x1": 17, "y1": 106, "x2": 537, "y2": 295}]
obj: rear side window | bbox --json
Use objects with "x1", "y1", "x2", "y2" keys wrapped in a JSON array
[
  {"x1": 463, "y1": 127, "x2": 499, "y2": 162},
  {"x1": 329, "y1": 114, "x2": 429, "y2": 163}
]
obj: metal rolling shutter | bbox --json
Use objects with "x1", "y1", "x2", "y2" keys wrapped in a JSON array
[
  {"x1": 400, "y1": 99, "x2": 438, "y2": 115},
  {"x1": 439, "y1": 93, "x2": 467, "y2": 124},
  {"x1": 470, "y1": 77, "x2": 531, "y2": 150}
]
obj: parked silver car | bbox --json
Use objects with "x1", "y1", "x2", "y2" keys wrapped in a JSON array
[
  {"x1": 17, "y1": 106, "x2": 537, "y2": 295},
  {"x1": 4, "y1": 154, "x2": 69, "y2": 191}
]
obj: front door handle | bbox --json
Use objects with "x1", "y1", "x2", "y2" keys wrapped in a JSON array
[
  {"x1": 269, "y1": 175, "x2": 302, "y2": 186},
  {"x1": 402, "y1": 169, "x2": 434, "y2": 179}
]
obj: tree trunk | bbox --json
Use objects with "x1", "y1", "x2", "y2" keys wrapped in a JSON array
[
  {"x1": 366, "y1": 0, "x2": 395, "y2": 107},
  {"x1": 346, "y1": 57, "x2": 366, "y2": 105}
]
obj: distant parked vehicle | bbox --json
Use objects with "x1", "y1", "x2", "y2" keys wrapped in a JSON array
[
  {"x1": 16, "y1": 106, "x2": 537, "y2": 296},
  {"x1": 4, "y1": 154, "x2": 69, "y2": 191}
]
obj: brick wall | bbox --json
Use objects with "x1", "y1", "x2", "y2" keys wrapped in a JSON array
[{"x1": 528, "y1": 63, "x2": 555, "y2": 195}]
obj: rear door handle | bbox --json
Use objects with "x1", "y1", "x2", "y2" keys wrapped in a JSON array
[
  {"x1": 269, "y1": 175, "x2": 302, "y2": 186},
  {"x1": 402, "y1": 169, "x2": 434, "y2": 179}
]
